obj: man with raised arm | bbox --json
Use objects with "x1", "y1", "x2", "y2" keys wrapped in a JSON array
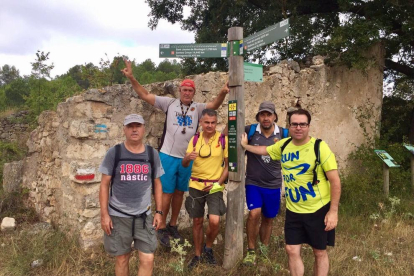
[
  {"x1": 241, "y1": 109, "x2": 341, "y2": 276},
  {"x1": 242, "y1": 101, "x2": 288, "y2": 266},
  {"x1": 182, "y1": 109, "x2": 228, "y2": 269},
  {"x1": 121, "y1": 60, "x2": 229, "y2": 247},
  {"x1": 99, "y1": 114, "x2": 164, "y2": 276}
]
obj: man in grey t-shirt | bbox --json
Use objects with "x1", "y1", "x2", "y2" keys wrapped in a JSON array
[
  {"x1": 243, "y1": 102, "x2": 286, "y2": 266},
  {"x1": 99, "y1": 114, "x2": 164, "y2": 276},
  {"x1": 121, "y1": 60, "x2": 228, "y2": 246}
]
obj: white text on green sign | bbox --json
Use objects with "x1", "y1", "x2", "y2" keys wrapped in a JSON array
[
  {"x1": 159, "y1": 43, "x2": 227, "y2": 58},
  {"x1": 244, "y1": 19, "x2": 290, "y2": 51},
  {"x1": 244, "y1": 62, "x2": 263, "y2": 82},
  {"x1": 228, "y1": 100, "x2": 238, "y2": 172}
]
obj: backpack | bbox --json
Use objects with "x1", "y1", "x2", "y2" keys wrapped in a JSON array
[
  {"x1": 110, "y1": 144, "x2": 155, "y2": 195},
  {"x1": 280, "y1": 138, "x2": 327, "y2": 186},
  {"x1": 192, "y1": 132, "x2": 226, "y2": 150},
  {"x1": 247, "y1": 124, "x2": 289, "y2": 142}
]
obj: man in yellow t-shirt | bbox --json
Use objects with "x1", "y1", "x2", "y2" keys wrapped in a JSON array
[
  {"x1": 241, "y1": 109, "x2": 341, "y2": 276},
  {"x1": 182, "y1": 109, "x2": 228, "y2": 269}
]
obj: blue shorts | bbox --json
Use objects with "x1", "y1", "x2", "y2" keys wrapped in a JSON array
[
  {"x1": 245, "y1": 184, "x2": 281, "y2": 218},
  {"x1": 159, "y1": 152, "x2": 192, "y2": 193}
]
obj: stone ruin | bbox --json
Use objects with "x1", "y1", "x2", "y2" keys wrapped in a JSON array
[{"x1": 3, "y1": 49, "x2": 384, "y2": 250}]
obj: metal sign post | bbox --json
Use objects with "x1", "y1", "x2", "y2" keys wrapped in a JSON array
[{"x1": 374, "y1": 150, "x2": 400, "y2": 197}]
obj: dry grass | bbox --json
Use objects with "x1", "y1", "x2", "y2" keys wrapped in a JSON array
[
  {"x1": 1, "y1": 205, "x2": 413, "y2": 276},
  {"x1": 0, "y1": 108, "x2": 19, "y2": 119}
]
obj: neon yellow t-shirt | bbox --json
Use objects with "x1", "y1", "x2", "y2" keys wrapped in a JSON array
[
  {"x1": 186, "y1": 132, "x2": 228, "y2": 191},
  {"x1": 267, "y1": 137, "x2": 338, "y2": 213}
]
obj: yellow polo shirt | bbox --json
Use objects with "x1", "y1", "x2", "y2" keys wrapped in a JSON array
[
  {"x1": 267, "y1": 137, "x2": 338, "y2": 213},
  {"x1": 186, "y1": 131, "x2": 228, "y2": 190}
]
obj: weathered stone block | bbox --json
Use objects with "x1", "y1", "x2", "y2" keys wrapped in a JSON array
[
  {"x1": 1, "y1": 217, "x2": 16, "y2": 232},
  {"x1": 3, "y1": 160, "x2": 24, "y2": 193}
]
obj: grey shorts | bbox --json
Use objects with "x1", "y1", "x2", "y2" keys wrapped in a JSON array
[
  {"x1": 185, "y1": 187, "x2": 226, "y2": 218},
  {"x1": 103, "y1": 214, "x2": 157, "y2": 256}
]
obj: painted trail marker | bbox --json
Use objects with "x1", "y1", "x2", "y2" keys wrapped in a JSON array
[
  {"x1": 375, "y1": 149, "x2": 400, "y2": 196},
  {"x1": 244, "y1": 62, "x2": 263, "y2": 82},
  {"x1": 244, "y1": 19, "x2": 290, "y2": 51},
  {"x1": 159, "y1": 43, "x2": 227, "y2": 58}
]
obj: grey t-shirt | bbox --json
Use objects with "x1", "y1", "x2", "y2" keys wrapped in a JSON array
[
  {"x1": 155, "y1": 96, "x2": 207, "y2": 158},
  {"x1": 245, "y1": 124, "x2": 283, "y2": 189},
  {"x1": 99, "y1": 143, "x2": 164, "y2": 217}
]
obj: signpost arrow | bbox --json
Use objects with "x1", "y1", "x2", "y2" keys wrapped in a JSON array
[
  {"x1": 159, "y1": 43, "x2": 227, "y2": 58},
  {"x1": 244, "y1": 19, "x2": 290, "y2": 52}
]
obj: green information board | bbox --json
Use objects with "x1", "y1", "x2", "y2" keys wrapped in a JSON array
[
  {"x1": 159, "y1": 43, "x2": 227, "y2": 58},
  {"x1": 374, "y1": 150, "x2": 400, "y2": 168},
  {"x1": 244, "y1": 19, "x2": 290, "y2": 51},
  {"x1": 228, "y1": 100, "x2": 238, "y2": 172},
  {"x1": 244, "y1": 62, "x2": 263, "y2": 82},
  {"x1": 404, "y1": 144, "x2": 414, "y2": 155}
]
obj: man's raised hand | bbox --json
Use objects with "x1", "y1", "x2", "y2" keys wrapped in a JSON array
[{"x1": 121, "y1": 59, "x2": 133, "y2": 79}]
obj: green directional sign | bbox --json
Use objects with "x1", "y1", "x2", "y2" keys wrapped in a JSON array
[
  {"x1": 244, "y1": 19, "x2": 290, "y2": 52},
  {"x1": 244, "y1": 62, "x2": 263, "y2": 82},
  {"x1": 159, "y1": 43, "x2": 228, "y2": 58}
]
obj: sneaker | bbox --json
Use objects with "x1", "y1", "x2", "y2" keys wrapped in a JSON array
[
  {"x1": 188, "y1": 255, "x2": 201, "y2": 270},
  {"x1": 243, "y1": 249, "x2": 256, "y2": 266},
  {"x1": 202, "y1": 245, "x2": 217, "y2": 265},
  {"x1": 157, "y1": 228, "x2": 171, "y2": 247},
  {"x1": 166, "y1": 223, "x2": 184, "y2": 243}
]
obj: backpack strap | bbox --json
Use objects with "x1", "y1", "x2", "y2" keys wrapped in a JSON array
[
  {"x1": 146, "y1": 145, "x2": 155, "y2": 195},
  {"x1": 312, "y1": 138, "x2": 327, "y2": 186},
  {"x1": 158, "y1": 99, "x2": 176, "y2": 151},
  {"x1": 280, "y1": 137, "x2": 292, "y2": 154},
  {"x1": 192, "y1": 132, "x2": 200, "y2": 148},
  {"x1": 219, "y1": 133, "x2": 226, "y2": 149},
  {"x1": 247, "y1": 124, "x2": 258, "y2": 142},
  {"x1": 110, "y1": 144, "x2": 122, "y2": 196},
  {"x1": 281, "y1": 127, "x2": 289, "y2": 139}
]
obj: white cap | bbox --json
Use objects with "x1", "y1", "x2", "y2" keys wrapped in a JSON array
[{"x1": 124, "y1": 114, "x2": 145, "y2": 125}]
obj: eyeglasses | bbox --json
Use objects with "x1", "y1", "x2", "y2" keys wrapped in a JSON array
[
  {"x1": 199, "y1": 144, "x2": 211, "y2": 158},
  {"x1": 290, "y1": 123, "x2": 309, "y2": 128}
]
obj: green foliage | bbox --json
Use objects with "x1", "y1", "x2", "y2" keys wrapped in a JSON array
[
  {"x1": 146, "y1": 0, "x2": 414, "y2": 78},
  {"x1": 169, "y1": 238, "x2": 191, "y2": 274},
  {"x1": 381, "y1": 96, "x2": 412, "y2": 143},
  {"x1": 132, "y1": 58, "x2": 183, "y2": 85},
  {"x1": 0, "y1": 64, "x2": 20, "y2": 86},
  {"x1": 341, "y1": 140, "x2": 413, "y2": 217}
]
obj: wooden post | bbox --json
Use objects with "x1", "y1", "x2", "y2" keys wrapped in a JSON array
[
  {"x1": 411, "y1": 155, "x2": 414, "y2": 195},
  {"x1": 383, "y1": 163, "x2": 389, "y2": 197},
  {"x1": 223, "y1": 26, "x2": 245, "y2": 270}
]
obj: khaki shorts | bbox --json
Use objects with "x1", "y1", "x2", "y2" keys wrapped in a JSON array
[
  {"x1": 104, "y1": 214, "x2": 157, "y2": 256},
  {"x1": 185, "y1": 187, "x2": 226, "y2": 218}
]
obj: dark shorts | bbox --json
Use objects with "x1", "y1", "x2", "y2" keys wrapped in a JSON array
[
  {"x1": 246, "y1": 184, "x2": 281, "y2": 218},
  {"x1": 284, "y1": 203, "x2": 335, "y2": 250},
  {"x1": 185, "y1": 187, "x2": 226, "y2": 218},
  {"x1": 103, "y1": 214, "x2": 157, "y2": 256}
]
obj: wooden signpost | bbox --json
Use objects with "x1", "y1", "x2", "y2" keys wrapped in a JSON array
[
  {"x1": 374, "y1": 150, "x2": 400, "y2": 197},
  {"x1": 159, "y1": 19, "x2": 290, "y2": 269}
]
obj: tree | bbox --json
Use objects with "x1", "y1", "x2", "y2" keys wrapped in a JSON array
[
  {"x1": 4, "y1": 77, "x2": 30, "y2": 107},
  {"x1": 0, "y1": 65, "x2": 20, "y2": 86},
  {"x1": 146, "y1": 0, "x2": 414, "y2": 78}
]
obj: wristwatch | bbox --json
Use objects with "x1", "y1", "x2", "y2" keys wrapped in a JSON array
[{"x1": 155, "y1": 210, "x2": 163, "y2": 215}]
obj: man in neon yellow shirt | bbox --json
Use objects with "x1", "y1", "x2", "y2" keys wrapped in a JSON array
[
  {"x1": 241, "y1": 109, "x2": 341, "y2": 276},
  {"x1": 182, "y1": 109, "x2": 228, "y2": 269}
]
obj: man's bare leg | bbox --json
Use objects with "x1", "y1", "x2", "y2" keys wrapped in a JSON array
[
  {"x1": 313, "y1": 248, "x2": 329, "y2": 276},
  {"x1": 259, "y1": 214, "x2": 273, "y2": 246},
  {"x1": 205, "y1": 215, "x2": 220, "y2": 248},
  {"x1": 193, "y1": 217, "x2": 204, "y2": 256},
  {"x1": 169, "y1": 189, "x2": 184, "y2": 226},
  {"x1": 137, "y1": 251, "x2": 154, "y2": 276},
  {"x1": 115, "y1": 252, "x2": 130, "y2": 276},
  {"x1": 246, "y1": 208, "x2": 261, "y2": 249},
  {"x1": 286, "y1": 244, "x2": 304, "y2": 276}
]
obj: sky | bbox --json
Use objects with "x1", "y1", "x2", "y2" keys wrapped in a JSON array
[{"x1": 0, "y1": 0, "x2": 194, "y2": 77}]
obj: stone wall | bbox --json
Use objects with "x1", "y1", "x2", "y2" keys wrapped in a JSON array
[
  {"x1": 5, "y1": 49, "x2": 384, "y2": 250},
  {"x1": 0, "y1": 110, "x2": 30, "y2": 144}
]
